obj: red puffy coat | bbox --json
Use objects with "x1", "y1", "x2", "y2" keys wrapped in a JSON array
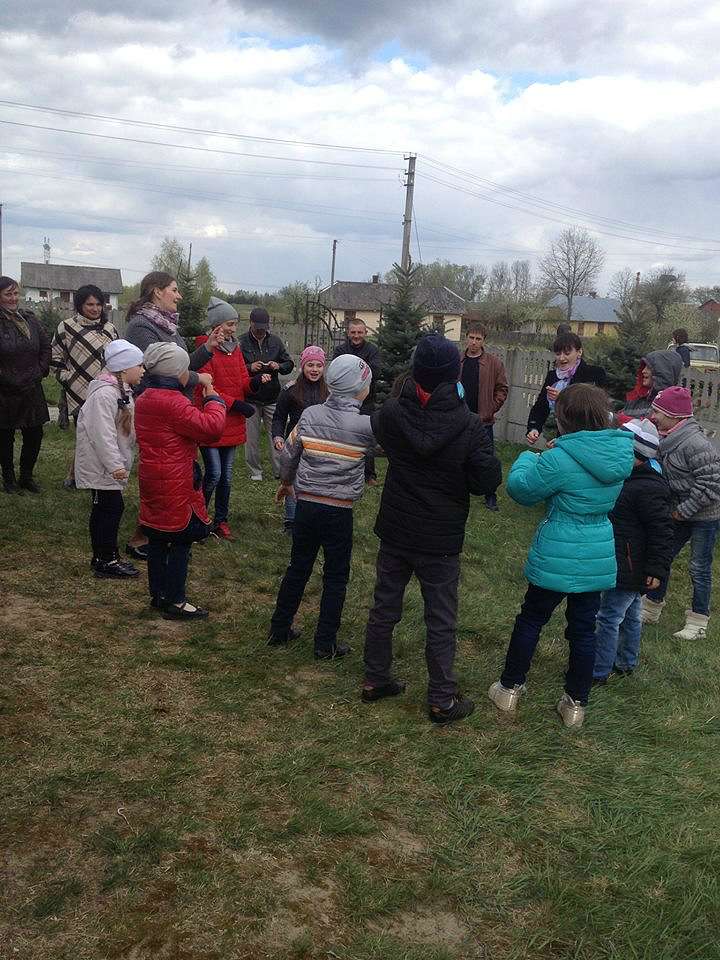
[
  {"x1": 135, "y1": 383, "x2": 226, "y2": 532},
  {"x1": 194, "y1": 336, "x2": 253, "y2": 447}
]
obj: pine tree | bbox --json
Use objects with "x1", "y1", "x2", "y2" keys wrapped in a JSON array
[
  {"x1": 590, "y1": 300, "x2": 654, "y2": 399},
  {"x1": 375, "y1": 263, "x2": 426, "y2": 403},
  {"x1": 177, "y1": 269, "x2": 206, "y2": 344}
]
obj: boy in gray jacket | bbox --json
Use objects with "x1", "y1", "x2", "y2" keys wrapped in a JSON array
[
  {"x1": 644, "y1": 386, "x2": 720, "y2": 638},
  {"x1": 268, "y1": 355, "x2": 375, "y2": 658}
]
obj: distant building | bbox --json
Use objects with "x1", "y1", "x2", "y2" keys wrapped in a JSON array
[
  {"x1": 20, "y1": 263, "x2": 123, "y2": 309},
  {"x1": 541, "y1": 293, "x2": 622, "y2": 337},
  {"x1": 698, "y1": 299, "x2": 720, "y2": 320}
]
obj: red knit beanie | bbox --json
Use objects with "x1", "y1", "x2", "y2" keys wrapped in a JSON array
[{"x1": 651, "y1": 386, "x2": 693, "y2": 418}]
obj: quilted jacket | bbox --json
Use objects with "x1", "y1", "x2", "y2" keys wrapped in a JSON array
[
  {"x1": 75, "y1": 376, "x2": 135, "y2": 491},
  {"x1": 507, "y1": 428, "x2": 634, "y2": 593},
  {"x1": 658, "y1": 419, "x2": 720, "y2": 521},
  {"x1": 193, "y1": 336, "x2": 256, "y2": 447}
]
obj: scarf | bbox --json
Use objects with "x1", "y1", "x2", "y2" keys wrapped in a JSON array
[
  {"x1": 549, "y1": 358, "x2": 581, "y2": 411},
  {"x1": 0, "y1": 306, "x2": 30, "y2": 338},
  {"x1": 217, "y1": 336, "x2": 238, "y2": 356},
  {"x1": 135, "y1": 303, "x2": 179, "y2": 336}
]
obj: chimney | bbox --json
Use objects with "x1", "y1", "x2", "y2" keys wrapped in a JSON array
[
  {"x1": 588, "y1": 290, "x2": 597, "y2": 299},
  {"x1": 372, "y1": 274, "x2": 379, "y2": 284}
]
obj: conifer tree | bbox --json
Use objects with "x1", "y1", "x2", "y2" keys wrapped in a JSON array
[
  {"x1": 177, "y1": 269, "x2": 206, "y2": 343},
  {"x1": 375, "y1": 263, "x2": 426, "y2": 403}
]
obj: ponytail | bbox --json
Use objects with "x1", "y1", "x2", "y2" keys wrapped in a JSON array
[{"x1": 115, "y1": 373, "x2": 134, "y2": 436}]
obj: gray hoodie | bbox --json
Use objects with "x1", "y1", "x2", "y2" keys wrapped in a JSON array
[
  {"x1": 75, "y1": 376, "x2": 135, "y2": 491},
  {"x1": 659, "y1": 418, "x2": 720, "y2": 521}
]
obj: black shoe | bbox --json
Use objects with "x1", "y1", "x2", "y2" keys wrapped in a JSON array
[
  {"x1": 267, "y1": 626, "x2": 301, "y2": 647},
  {"x1": 94, "y1": 559, "x2": 140, "y2": 579},
  {"x1": 361, "y1": 679, "x2": 406, "y2": 703},
  {"x1": 3, "y1": 477, "x2": 23, "y2": 494},
  {"x1": 18, "y1": 475, "x2": 40, "y2": 494},
  {"x1": 126, "y1": 543, "x2": 149, "y2": 561},
  {"x1": 314, "y1": 643, "x2": 352, "y2": 661},
  {"x1": 485, "y1": 496, "x2": 499, "y2": 512},
  {"x1": 283, "y1": 522, "x2": 294, "y2": 537},
  {"x1": 150, "y1": 596, "x2": 166, "y2": 610},
  {"x1": 429, "y1": 694, "x2": 475, "y2": 725},
  {"x1": 162, "y1": 602, "x2": 209, "y2": 621},
  {"x1": 591, "y1": 676, "x2": 609, "y2": 687},
  {"x1": 612, "y1": 666, "x2": 635, "y2": 677}
]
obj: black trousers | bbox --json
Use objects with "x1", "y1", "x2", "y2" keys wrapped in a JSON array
[
  {"x1": 143, "y1": 513, "x2": 211, "y2": 606},
  {"x1": 89, "y1": 489, "x2": 125, "y2": 562},
  {"x1": 0, "y1": 426, "x2": 44, "y2": 479}
]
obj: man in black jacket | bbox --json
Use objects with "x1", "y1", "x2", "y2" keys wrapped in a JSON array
[
  {"x1": 239, "y1": 308, "x2": 294, "y2": 480},
  {"x1": 333, "y1": 319, "x2": 381, "y2": 483},
  {"x1": 593, "y1": 418, "x2": 673, "y2": 683},
  {"x1": 361, "y1": 334, "x2": 502, "y2": 725}
]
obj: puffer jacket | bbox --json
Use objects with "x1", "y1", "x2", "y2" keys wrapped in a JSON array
[
  {"x1": 193, "y1": 336, "x2": 256, "y2": 447},
  {"x1": 508, "y1": 429, "x2": 634, "y2": 593},
  {"x1": 618, "y1": 350, "x2": 683, "y2": 423},
  {"x1": 280, "y1": 394, "x2": 375, "y2": 505},
  {"x1": 135, "y1": 376, "x2": 226, "y2": 531},
  {"x1": 75, "y1": 375, "x2": 135, "y2": 491},
  {"x1": 609, "y1": 461, "x2": 674, "y2": 591},
  {"x1": 658, "y1": 418, "x2": 720, "y2": 521},
  {"x1": 371, "y1": 379, "x2": 502, "y2": 555}
]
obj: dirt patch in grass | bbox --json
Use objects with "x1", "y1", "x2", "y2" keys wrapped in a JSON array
[{"x1": 382, "y1": 906, "x2": 470, "y2": 946}]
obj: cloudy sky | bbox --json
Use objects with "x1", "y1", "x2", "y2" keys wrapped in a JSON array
[{"x1": 1, "y1": 0, "x2": 719, "y2": 296}]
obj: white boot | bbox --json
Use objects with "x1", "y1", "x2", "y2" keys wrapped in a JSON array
[
  {"x1": 641, "y1": 596, "x2": 665, "y2": 625},
  {"x1": 488, "y1": 680, "x2": 525, "y2": 713},
  {"x1": 556, "y1": 693, "x2": 585, "y2": 729},
  {"x1": 673, "y1": 611, "x2": 709, "y2": 640}
]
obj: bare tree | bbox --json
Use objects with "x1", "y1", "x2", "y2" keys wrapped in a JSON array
[
  {"x1": 640, "y1": 266, "x2": 687, "y2": 324},
  {"x1": 510, "y1": 259, "x2": 532, "y2": 302},
  {"x1": 487, "y1": 260, "x2": 512, "y2": 300},
  {"x1": 608, "y1": 267, "x2": 637, "y2": 310},
  {"x1": 538, "y1": 226, "x2": 605, "y2": 321}
]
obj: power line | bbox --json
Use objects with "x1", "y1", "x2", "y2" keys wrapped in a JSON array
[{"x1": 412, "y1": 203, "x2": 422, "y2": 265}]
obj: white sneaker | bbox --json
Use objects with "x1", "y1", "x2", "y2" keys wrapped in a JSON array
[
  {"x1": 556, "y1": 693, "x2": 585, "y2": 729},
  {"x1": 488, "y1": 680, "x2": 525, "y2": 713},
  {"x1": 641, "y1": 597, "x2": 665, "y2": 625},
  {"x1": 250, "y1": 473, "x2": 263, "y2": 482},
  {"x1": 673, "y1": 611, "x2": 709, "y2": 640}
]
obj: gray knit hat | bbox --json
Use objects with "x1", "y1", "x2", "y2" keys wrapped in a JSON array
[
  {"x1": 206, "y1": 297, "x2": 238, "y2": 329},
  {"x1": 325, "y1": 354, "x2": 372, "y2": 396},
  {"x1": 143, "y1": 342, "x2": 190, "y2": 378},
  {"x1": 621, "y1": 418, "x2": 660, "y2": 460}
]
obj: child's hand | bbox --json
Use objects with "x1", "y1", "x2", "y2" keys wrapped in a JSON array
[
  {"x1": 206, "y1": 327, "x2": 225, "y2": 350},
  {"x1": 274, "y1": 438, "x2": 285, "y2": 451},
  {"x1": 202, "y1": 382, "x2": 217, "y2": 398},
  {"x1": 275, "y1": 482, "x2": 293, "y2": 503},
  {"x1": 112, "y1": 468, "x2": 129, "y2": 481},
  {"x1": 197, "y1": 373, "x2": 213, "y2": 388},
  {"x1": 545, "y1": 437, "x2": 555, "y2": 449},
  {"x1": 645, "y1": 576, "x2": 661, "y2": 590},
  {"x1": 526, "y1": 430, "x2": 540, "y2": 445},
  {"x1": 671, "y1": 510, "x2": 683, "y2": 521}
]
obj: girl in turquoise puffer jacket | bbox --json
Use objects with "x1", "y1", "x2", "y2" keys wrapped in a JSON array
[{"x1": 488, "y1": 384, "x2": 634, "y2": 729}]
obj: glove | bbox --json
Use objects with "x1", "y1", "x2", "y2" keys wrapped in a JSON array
[{"x1": 231, "y1": 399, "x2": 256, "y2": 417}]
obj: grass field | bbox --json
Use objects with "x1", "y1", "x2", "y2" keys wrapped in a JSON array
[{"x1": 2, "y1": 425, "x2": 720, "y2": 960}]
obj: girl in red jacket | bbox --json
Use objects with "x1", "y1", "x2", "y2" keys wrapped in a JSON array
[
  {"x1": 194, "y1": 298, "x2": 266, "y2": 540},
  {"x1": 135, "y1": 342, "x2": 226, "y2": 620}
]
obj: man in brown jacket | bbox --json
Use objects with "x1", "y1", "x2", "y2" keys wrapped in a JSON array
[{"x1": 459, "y1": 323, "x2": 508, "y2": 510}]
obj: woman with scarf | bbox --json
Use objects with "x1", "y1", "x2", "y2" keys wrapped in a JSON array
[
  {"x1": 526, "y1": 331, "x2": 607, "y2": 444},
  {"x1": 0, "y1": 276, "x2": 51, "y2": 494}
]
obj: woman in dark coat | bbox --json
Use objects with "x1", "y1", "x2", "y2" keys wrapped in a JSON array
[{"x1": 0, "y1": 276, "x2": 51, "y2": 493}]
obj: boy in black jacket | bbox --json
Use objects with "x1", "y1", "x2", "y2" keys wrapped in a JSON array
[
  {"x1": 361, "y1": 335, "x2": 502, "y2": 725},
  {"x1": 593, "y1": 419, "x2": 673, "y2": 683}
]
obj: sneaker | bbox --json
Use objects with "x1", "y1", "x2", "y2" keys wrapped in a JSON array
[
  {"x1": 94, "y1": 559, "x2": 140, "y2": 579},
  {"x1": 556, "y1": 693, "x2": 585, "y2": 729},
  {"x1": 429, "y1": 694, "x2": 475, "y2": 725},
  {"x1": 314, "y1": 643, "x2": 352, "y2": 660},
  {"x1": 488, "y1": 680, "x2": 525, "y2": 713},
  {"x1": 62, "y1": 478, "x2": 77, "y2": 490},
  {"x1": 18, "y1": 475, "x2": 40, "y2": 494},
  {"x1": 250, "y1": 473, "x2": 263, "y2": 482},
  {"x1": 212, "y1": 521, "x2": 233, "y2": 541},
  {"x1": 162, "y1": 601, "x2": 209, "y2": 621},
  {"x1": 485, "y1": 495, "x2": 499, "y2": 512},
  {"x1": 267, "y1": 626, "x2": 301, "y2": 647},
  {"x1": 2, "y1": 477, "x2": 23, "y2": 494},
  {"x1": 126, "y1": 543, "x2": 149, "y2": 561},
  {"x1": 361, "y1": 679, "x2": 406, "y2": 703}
]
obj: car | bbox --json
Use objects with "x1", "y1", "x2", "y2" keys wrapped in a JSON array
[{"x1": 687, "y1": 342, "x2": 720, "y2": 371}]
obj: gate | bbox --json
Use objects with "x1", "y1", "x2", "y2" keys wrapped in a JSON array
[{"x1": 302, "y1": 296, "x2": 346, "y2": 357}]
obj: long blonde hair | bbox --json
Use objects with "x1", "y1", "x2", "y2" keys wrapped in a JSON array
[{"x1": 115, "y1": 373, "x2": 134, "y2": 436}]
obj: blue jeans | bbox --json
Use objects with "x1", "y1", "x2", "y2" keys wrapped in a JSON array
[
  {"x1": 201, "y1": 445, "x2": 237, "y2": 525},
  {"x1": 594, "y1": 589, "x2": 642, "y2": 679},
  {"x1": 646, "y1": 518, "x2": 720, "y2": 616},
  {"x1": 284, "y1": 493, "x2": 297, "y2": 525},
  {"x1": 501, "y1": 583, "x2": 601, "y2": 704}
]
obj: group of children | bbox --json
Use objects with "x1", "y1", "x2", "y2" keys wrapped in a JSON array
[{"x1": 72, "y1": 304, "x2": 720, "y2": 726}]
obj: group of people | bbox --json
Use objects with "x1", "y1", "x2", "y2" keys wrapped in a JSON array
[{"x1": 1, "y1": 269, "x2": 719, "y2": 728}]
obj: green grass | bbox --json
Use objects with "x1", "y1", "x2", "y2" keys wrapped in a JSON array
[{"x1": 1, "y1": 425, "x2": 720, "y2": 959}]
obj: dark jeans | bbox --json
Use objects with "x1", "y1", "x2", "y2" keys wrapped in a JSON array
[
  {"x1": 646, "y1": 518, "x2": 720, "y2": 616},
  {"x1": 201, "y1": 445, "x2": 237, "y2": 525},
  {"x1": 482, "y1": 424, "x2": 497, "y2": 507},
  {"x1": 143, "y1": 513, "x2": 211, "y2": 606},
  {"x1": 364, "y1": 545, "x2": 460, "y2": 708},
  {"x1": 0, "y1": 425, "x2": 43, "y2": 479},
  {"x1": 501, "y1": 583, "x2": 601, "y2": 705},
  {"x1": 89, "y1": 489, "x2": 124, "y2": 562},
  {"x1": 270, "y1": 499, "x2": 353, "y2": 653}
]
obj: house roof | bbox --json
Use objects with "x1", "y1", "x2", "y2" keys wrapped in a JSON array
[
  {"x1": 20, "y1": 262, "x2": 123, "y2": 294},
  {"x1": 547, "y1": 294, "x2": 621, "y2": 324},
  {"x1": 324, "y1": 281, "x2": 466, "y2": 315}
]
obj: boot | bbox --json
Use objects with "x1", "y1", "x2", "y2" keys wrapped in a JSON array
[
  {"x1": 641, "y1": 596, "x2": 665, "y2": 625},
  {"x1": 556, "y1": 693, "x2": 585, "y2": 729},
  {"x1": 18, "y1": 473, "x2": 40, "y2": 494},
  {"x1": 2, "y1": 470, "x2": 22, "y2": 494},
  {"x1": 673, "y1": 611, "x2": 709, "y2": 640},
  {"x1": 488, "y1": 680, "x2": 526, "y2": 713}
]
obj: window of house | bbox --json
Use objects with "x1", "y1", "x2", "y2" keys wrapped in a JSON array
[
  {"x1": 60, "y1": 290, "x2": 71, "y2": 303},
  {"x1": 344, "y1": 310, "x2": 356, "y2": 321},
  {"x1": 597, "y1": 322, "x2": 605, "y2": 334},
  {"x1": 576, "y1": 322, "x2": 585, "y2": 336},
  {"x1": 433, "y1": 314, "x2": 444, "y2": 324},
  {"x1": 39, "y1": 290, "x2": 48, "y2": 299}
]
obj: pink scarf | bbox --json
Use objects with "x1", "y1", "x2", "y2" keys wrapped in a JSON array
[{"x1": 135, "y1": 303, "x2": 179, "y2": 336}]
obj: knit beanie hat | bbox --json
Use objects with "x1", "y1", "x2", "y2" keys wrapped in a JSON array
[
  {"x1": 104, "y1": 339, "x2": 144, "y2": 373},
  {"x1": 621, "y1": 418, "x2": 660, "y2": 460},
  {"x1": 300, "y1": 345, "x2": 326, "y2": 368},
  {"x1": 651, "y1": 386, "x2": 693, "y2": 419},
  {"x1": 143, "y1": 342, "x2": 190, "y2": 378},
  {"x1": 325, "y1": 354, "x2": 372, "y2": 396},
  {"x1": 249, "y1": 307, "x2": 270, "y2": 329},
  {"x1": 206, "y1": 297, "x2": 238, "y2": 329},
  {"x1": 412, "y1": 334, "x2": 461, "y2": 392}
]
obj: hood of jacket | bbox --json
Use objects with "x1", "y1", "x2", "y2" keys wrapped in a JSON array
[
  {"x1": 645, "y1": 350, "x2": 683, "y2": 392},
  {"x1": 554, "y1": 429, "x2": 635, "y2": 484},
  {"x1": 658, "y1": 416, "x2": 700, "y2": 455},
  {"x1": 392, "y1": 380, "x2": 472, "y2": 458},
  {"x1": 84, "y1": 375, "x2": 122, "y2": 402}
]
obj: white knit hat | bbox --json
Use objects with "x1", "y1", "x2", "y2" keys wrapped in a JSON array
[
  {"x1": 621, "y1": 418, "x2": 660, "y2": 460},
  {"x1": 104, "y1": 339, "x2": 144, "y2": 373},
  {"x1": 143, "y1": 342, "x2": 190, "y2": 378}
]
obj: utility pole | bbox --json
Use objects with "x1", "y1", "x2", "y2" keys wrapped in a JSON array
[
  {"x1": 187, "y1": 242, "x2": 193, "y2": 274},
  {"x1": 0, "y1": 204, "x2": 3, "y2": 276},
  {"x1": 330, "y1": 239, "x2": 337, "y2": 288},
  {"x1": 401, "y1": 153, "x2": 416, "y2": 271},
  {"x1": 632, "y1": 270, "x2": 641, "y2": 322}
]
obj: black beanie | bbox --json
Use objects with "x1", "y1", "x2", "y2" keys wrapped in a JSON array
[{"x1": 412, "y1": 334, "x2": 461, "y2": 392}]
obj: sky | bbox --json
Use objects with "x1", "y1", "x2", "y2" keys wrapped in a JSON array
[{"x1": 1, "y1": 0, "x2": 719, "y2": 296}]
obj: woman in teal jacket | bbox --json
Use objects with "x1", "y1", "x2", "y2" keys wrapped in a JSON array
[{"x1": 489, "y1": 384, "x2": 634, "y2": 729}]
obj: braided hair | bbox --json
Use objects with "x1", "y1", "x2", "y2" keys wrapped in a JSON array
[{"x1": 115, "y1": 373, "x2": 134, "y2": 436}]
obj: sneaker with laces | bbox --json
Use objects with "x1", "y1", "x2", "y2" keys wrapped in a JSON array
[
  {"x1": 488, "y1": 680, "x2": 526, "y2": 713},
  {"x1": 556, "y1": 692, "x2": 585, "y2": 729},
  {"x1": 213, "y1": 521, "x2": 233, "y2": 540},
  {"x1": 94, "y1": 559, "x2": 140, "y2": 579},
  {"x1": 429, "y1": 694, "x2": 475, "y2": 725}
]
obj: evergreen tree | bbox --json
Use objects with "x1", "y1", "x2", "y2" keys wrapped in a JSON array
[
  {"x1": 589, "y1": 300, "x2": 654, "y2": 400},
  {"x1": 375, "y1": 263, "x2": 426, "y2": 403},
  {"x1": 177, "y1": 269, "x2": 205, "y2": 343}
]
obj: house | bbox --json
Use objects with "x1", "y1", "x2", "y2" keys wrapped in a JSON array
[
  {"x1": 698, "y1": 299, "x2": 720, "y2": 320},
  {"x1": 323, "y1": 276, "x2": 467, "y2": 341},
  {"x1": 540, "y1": 293, "x2": 622, "y2": 337},
  {"x1": 20, "y1": 263, "x2": 123, "y2": 309}
]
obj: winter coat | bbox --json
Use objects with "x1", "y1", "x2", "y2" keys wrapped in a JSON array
[
  {"x1": 507, "y1": 429, "x2": 634, "y2": 593},
  {"x1": 371, "y1": 379, "x2": 503, "y2": 555},
  {"x1": 675, "y1": 343, "x2": 691, "y2": 367},
  {"x1": 460, "y1": 349, "x2": 509, "y2": 424},
  {"x1": 75, "y1": 375, "x2": 135, "y2": 491},
  {"x1": 272, "y1": 377, "x2": 327, "y2": 439},
  {"x1": 135, "y1": 376, "x2": 226, "y2": 532},
  {"x1": 609, "y1": 461, "x2": 674, "y2": 592},
  {"x1": 239, "y1": 330, "x2": 294, "y2": 404},
  {"x1": 50, "y1": 314, "x2": 118, "y2": 415},
  {"x1": 618, "y1": 350, "x2": 683, "y2": 423},
  {"x1": 0, "y1": 307, "x2": 51, "y2": 429},
  {"x1": 125, "y1": 309, "x2": 212, "y2": 399},
  {"x1": 657, "y1": 419, "x2": 720, "y2": 521},
  {"x1": 332, "y1": 339, "x2": 381, "y2": 410},
  {"x1": 526, "y1": 358, "x2": 607, "y2": 434},
  {"x1": 193, "y1": 336, "x2": 256, "y2": 447},
  {"x1": 280, "y1": 394, "x2": 375, "y2": 505}
]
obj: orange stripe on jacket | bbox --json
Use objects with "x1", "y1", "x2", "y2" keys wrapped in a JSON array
[{"x1": 301, "y1": 436, "x2": 364, "y2": 460}]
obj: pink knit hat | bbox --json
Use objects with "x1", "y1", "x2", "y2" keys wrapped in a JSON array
[
  {"x1": 651, "y1": 386, "x2": 693, "y2": 418},
  {"x1": 300, "y1": 345, "x2": 326, "y2": 368}
]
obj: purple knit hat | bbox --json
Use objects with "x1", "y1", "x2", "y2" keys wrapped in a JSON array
[
  {"x1": 300, "y1": 345, "x2": 326, "y2": 368},
  {"x1": 651, "y1": 386, "x2": 693, "y2": 418}
]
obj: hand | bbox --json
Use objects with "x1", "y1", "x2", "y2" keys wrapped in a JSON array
[
  {"x1": 545, "y1": 438, "x2": 555, "y2": 449},
  {"x1": 546, "y1": 385, "x2": 560, "y2": 402},
  {"x1": 526, "y1": 430, "x2": 540, "y2": 445},
  {"x1": 206, "y1": 327, "x2": 225, "y2": 350},
  {"x1": 671, "y1": 510, "x2": 683, "y2": 521},
  {"x1": 645, "y1": 576, "x2": 661, "y2": 590},
  {"x1": 260, "y1": 373, "x2": 272, "y2": 383},
  {"x1": 275, "y1": 482, "x2": 293, "y2": 503},
  {"x1": 268, "y1": 361, "x2": 280, "y2": 371},
  {"x1": 112, "y1": 468, "x2": 128, "y2": 481},
  {"x1": 202, "y1": 382, "x2": 217, "y2": 398},
  {"x1": 250, "y1": 361, "x2": 264, "y2": 373},
  {"x1": 197, "y1": 372, "x2": 213, "y2": 388},
  {"x1": 274, "y1": 438, "x2": 285, "y2": 451}
]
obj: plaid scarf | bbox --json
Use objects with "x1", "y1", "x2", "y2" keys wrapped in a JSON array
[
  {"x1": 50, "y1": 314, "x2": 118, "y2": 414},
  {"x1": 134, "y1": 303, "x2": 179, "y2": 335}
]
